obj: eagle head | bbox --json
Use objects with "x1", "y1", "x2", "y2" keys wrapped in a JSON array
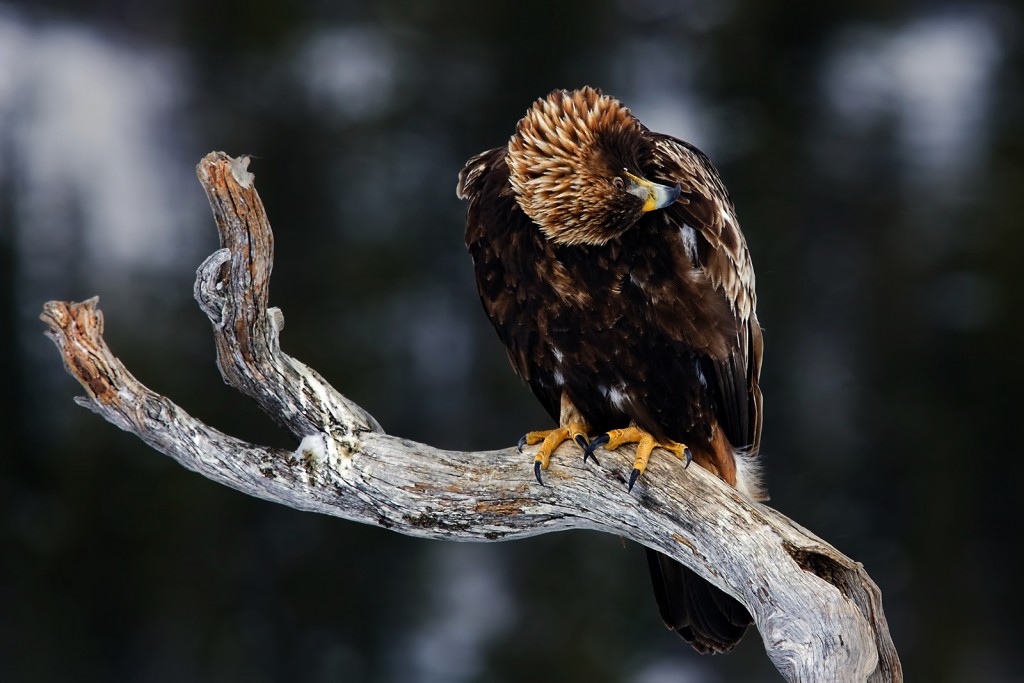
[{"x1": 506, "y1": 87, "x2": 681, "y2": 246}]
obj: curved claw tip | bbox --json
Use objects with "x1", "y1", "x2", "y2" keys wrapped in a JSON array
[
  {"x1": 574, "y1": 434, "x2": 589, "y2": 450},
  {"x1": 627, "y1": 468, "x2": 641, "y2": 492},
  {"x1": 534, "y1": 460, "x2": 544, "y2": 485},
  {"x1": 683, "y1": 447, "x2": 693, "y2": 468},
  {"x1": 518, "y1": 434, "x2": 528, "y2": 453},
  {"x1": 583, "y1": 433, "x2": 608, "y2": 464}
]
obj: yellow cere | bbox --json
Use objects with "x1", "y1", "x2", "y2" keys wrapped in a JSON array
[{"x1": 623, "y1": 170, "x2": 659, "y2": 212}]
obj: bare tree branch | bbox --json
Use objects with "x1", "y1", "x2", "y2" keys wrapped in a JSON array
[{"x1": 40, "y1": 152, "x2": 901, "y2": 682}]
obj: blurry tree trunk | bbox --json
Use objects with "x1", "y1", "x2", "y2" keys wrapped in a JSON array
[{"x1": 41, "y1": 152, "x2": 901, "y2": 683}]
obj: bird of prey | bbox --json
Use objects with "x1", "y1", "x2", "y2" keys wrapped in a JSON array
[{"x1": 457, "y1": 86, "x2": 765, "y2": 654}]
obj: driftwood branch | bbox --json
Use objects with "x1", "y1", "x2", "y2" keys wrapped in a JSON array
[{"x1": 41, "y1": 152, "x2": 901, "y2": 682}]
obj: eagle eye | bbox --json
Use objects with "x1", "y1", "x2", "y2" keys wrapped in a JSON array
[{"x1": 612, "y1": 176, "x2": 625, "y2": 190}]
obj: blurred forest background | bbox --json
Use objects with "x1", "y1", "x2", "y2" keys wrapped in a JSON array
[{"x1": 2, "y1": 1, "x2": 1022, "y2": 681}]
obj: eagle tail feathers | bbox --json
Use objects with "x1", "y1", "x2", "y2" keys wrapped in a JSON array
[{"x1": 645, "y1": 549, "x2": 752, "y2": 654}]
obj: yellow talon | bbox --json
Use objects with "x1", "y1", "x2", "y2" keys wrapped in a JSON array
[
  {"x1": 590, "y1": 426, "x2": 691, "y2": 491},
  {"x1": 518, "y1": 423, "x2": 590, "y2": 485}
]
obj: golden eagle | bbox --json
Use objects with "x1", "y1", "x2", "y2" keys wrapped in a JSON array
[{"x1": 457, "y1": 87, "x2": 765, "y2": 654}]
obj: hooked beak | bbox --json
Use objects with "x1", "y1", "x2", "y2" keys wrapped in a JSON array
[{"x1": 624, "y1": 171, "x2": 681, "y2": 212}]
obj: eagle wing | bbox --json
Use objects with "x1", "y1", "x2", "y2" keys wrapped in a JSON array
[
  {"x1": 458, "y1": 146, "x2": 563, "y2": 421},
  {"x1": 640, "y1": 134, "x2": 765, "y2": 653},
  {"x1": 647, "y1": 133, "x2": 764, "y2": 456}
]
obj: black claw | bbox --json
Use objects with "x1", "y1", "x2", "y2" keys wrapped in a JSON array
[
  {"x1": 518, "y1": 434, "x2": 528, "y2": 453},
  {"x1": 574, "y1": 434, "x2": 589, "y2": 450},
  {"x1": 627, "y1": 468, "x2": 641, "y2": 492},
  {"x1": 534, "y1": 460, "x2": 544, "y2": 485},
  {"x1": 583, "y1": 433, "x2": 609, "y2": 464},
  {"x1": 683, "y1": 447, "x2": 693, "y2": 468}
]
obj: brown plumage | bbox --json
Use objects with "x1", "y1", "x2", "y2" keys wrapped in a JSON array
[{"x1": 457, "y1": 87, "x2": 765, "y2": 654}]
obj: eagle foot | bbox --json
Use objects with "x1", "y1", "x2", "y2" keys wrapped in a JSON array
[
  {"x1": 518, "y1": 424, "x2": 590, "y2": 485},
  {"x1": 584, "y1": 427, "x2": 692, "y2": 492}
]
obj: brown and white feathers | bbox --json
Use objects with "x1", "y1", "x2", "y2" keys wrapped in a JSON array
[{"x1": 458, "y1": 87, "x2": 766, "y2": 653}]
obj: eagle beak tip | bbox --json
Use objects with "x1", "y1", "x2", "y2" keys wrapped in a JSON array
[{"x1": 650, "y1": 181, "x2": 681, "y2": 211}]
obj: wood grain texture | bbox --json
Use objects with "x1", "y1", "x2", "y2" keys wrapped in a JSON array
[{"x1": 40, "y1": 152, "x2": 901, "y2": 682}]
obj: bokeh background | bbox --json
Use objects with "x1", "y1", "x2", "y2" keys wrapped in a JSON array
[{"x1": 2, "y1": 1, "x2": 1022, "y2": 681}]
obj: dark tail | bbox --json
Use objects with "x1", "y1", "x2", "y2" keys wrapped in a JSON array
[{"x1": 646, "y1": 549, "x2": 752, "y2": 654}]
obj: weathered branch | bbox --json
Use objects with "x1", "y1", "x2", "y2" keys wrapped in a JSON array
[{"x1": 41, "y1": 152, "x2": 901, "y2": 682}]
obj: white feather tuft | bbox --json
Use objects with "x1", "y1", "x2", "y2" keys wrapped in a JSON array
[{"x1": 733, "y1": 448, "x2": 767, "y2": 502}]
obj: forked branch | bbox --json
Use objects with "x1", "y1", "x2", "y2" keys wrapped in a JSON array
[{"x1": 40, "y1": 152, "x2": 901, "y2": 682}]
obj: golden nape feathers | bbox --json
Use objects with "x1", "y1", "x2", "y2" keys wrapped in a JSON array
[{"x1": 505, "y1": 87, "x2": 680, "y2": 246}]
